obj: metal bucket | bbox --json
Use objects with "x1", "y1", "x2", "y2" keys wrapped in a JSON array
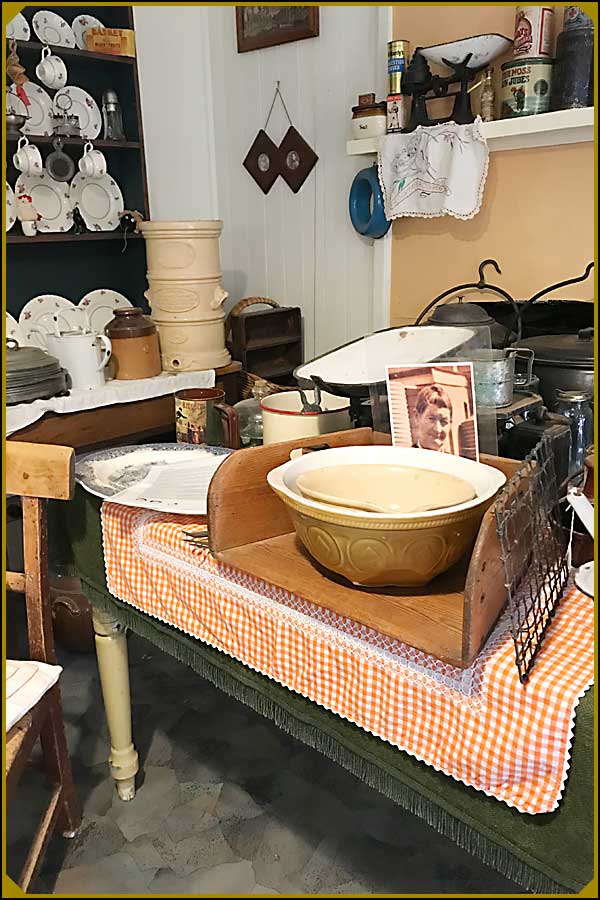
[{"x1": 470, "y1": 349, "x2": 517, "y2": 408}]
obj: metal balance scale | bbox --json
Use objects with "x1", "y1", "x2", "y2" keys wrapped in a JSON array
[{"x1": 401, "y1": 33, "x2": 512, "y2": 130}]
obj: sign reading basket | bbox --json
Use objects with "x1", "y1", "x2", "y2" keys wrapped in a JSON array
[{"x1": 87, "y1": 27, "x2": 136, "y2": 57}]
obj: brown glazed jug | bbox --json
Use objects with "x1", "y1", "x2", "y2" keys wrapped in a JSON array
[{"x1": 105, "y1": 308, "x2": 162, "y2": 380}]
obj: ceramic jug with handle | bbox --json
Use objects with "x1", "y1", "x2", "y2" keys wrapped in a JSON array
[{"x1": 43, "y1": 331, "x2": 112, "y2": 390}]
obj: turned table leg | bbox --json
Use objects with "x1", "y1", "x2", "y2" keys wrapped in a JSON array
[{"x1": 93, "y1": 609, "x2": 139, "y2": 801}]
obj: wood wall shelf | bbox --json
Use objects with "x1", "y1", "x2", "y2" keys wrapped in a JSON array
[
  {"x1": 346, "y1": 107, "x2": 594, "y2": 156},
  {"x1": 6, "y1": 135, "x2": 142, "y2": 149},
  {"x1": 11, "y1": 39, "x2": 136, "y2": 65},
  {"x1": 7, "y1": 232, "x2": 143, "y2": 245}
]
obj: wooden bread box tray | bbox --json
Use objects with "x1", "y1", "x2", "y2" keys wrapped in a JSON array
[{"x1": 208, "y1": 429, "x2": 520, "y2": 668}]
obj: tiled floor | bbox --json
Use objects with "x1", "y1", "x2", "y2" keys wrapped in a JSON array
[{"x1": 7, "y1": 629, "x2": 522, "y2": 894}]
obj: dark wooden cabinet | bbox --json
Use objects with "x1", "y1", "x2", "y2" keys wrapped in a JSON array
[{"x1": 6, "y1": 6, "x2": 150, "y2": 317}]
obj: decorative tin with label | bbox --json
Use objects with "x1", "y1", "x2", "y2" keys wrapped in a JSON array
[
  {"x1": 513, "y1": 6, "x2": 555, "y2": 58},
  {"x1": 388, "y1": 40, "x2": 410, "y2": 95},
  {"x1": 501, "y1": 58, "x2": 553, "y2": 118}
]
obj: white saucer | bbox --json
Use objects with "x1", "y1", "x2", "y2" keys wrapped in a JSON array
[
  {"x1": 6, "y1": 182, "x2": 16, "y2": 231},
  {"x1": 53, "y1": 86, "x2": 102, "y2": 140},
  {"x1": 72, "y1": 14, "x2": 105, "y2": 51},
  {"x1": 19, "y1": 295, "x2": 85, "y2": 348},
  {"x1": 32, "y1": 10, "x2": 76, "y2": 48},
  {"x1": 7, "y1": 83, "x2": 53, "y2": 138},
  {"x1": 6, "y1": 12, "x2": 30, "y2": 41},
  {"x1": 70, "y1": 172, "x2": 124, "y2": 231},
  {"x1": 575, "y1": 561, "x2": 594, "y2": 598},
  {"x1": 15, "y1": 170, "x2": 74, "y2": 233}
]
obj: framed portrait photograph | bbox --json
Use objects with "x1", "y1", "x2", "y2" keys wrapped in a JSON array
[
  {"x1": 386, "y1": 363, "x2": 479, "y2": 461},
  {"x1": 236, "y1": 6, "x2": 319, "y2": 53}
]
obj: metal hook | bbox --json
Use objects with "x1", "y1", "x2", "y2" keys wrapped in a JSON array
[{"x1": 477, "y1": 258, "x2": 502, "y2": 286}]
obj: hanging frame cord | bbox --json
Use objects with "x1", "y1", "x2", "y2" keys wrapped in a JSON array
[{"x1": 264, "y1": 81, "x2": 294, "y2": 132}]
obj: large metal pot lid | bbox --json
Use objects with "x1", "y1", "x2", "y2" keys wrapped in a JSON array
[
  {"x1": 429, "y1": 301, "x2": 493, "y2": 325},
  {"x1": 6, "y1": 338, "x2": 61, "y2": 373},
  {"x1": 514, "y1": 329, "x2": 594, "y2": 368}
]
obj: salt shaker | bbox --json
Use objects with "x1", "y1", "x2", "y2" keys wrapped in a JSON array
[{"x1": 102, "y1": 89, "x2": 126, "y2": 141}]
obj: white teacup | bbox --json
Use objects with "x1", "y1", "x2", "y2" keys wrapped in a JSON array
[
  {"x1": 78, "y1": 142, "x2": 107, "y2": 178},
  {"x1": 44, "y1": 331, "x2": 112, "y2": 390},
  {"x1": 13, "y1": 137, "x2": 43, "y2": 175},
  {"x1": 36, "y1": 46, "x2": 68, "y2": 90}
]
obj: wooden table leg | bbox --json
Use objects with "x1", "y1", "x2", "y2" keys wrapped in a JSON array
[{"x1": 93, "y1": 609, "x2": 139, "y2": 801}]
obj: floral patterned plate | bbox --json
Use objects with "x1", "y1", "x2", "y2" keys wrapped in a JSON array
[
  {"x1": 53, "y1": 86, "x2": 101, "y2": 140},
  {"x1": 6, "y1": 12, "x2": 30, "y2": 41},
  {"x1": 79, "y1": 289, "x2": 133, "y2": 333},
  {"x1": 7, "y1": 83, "x2": 53, "y2": 137},
  {"x1": 18, "y1": 295, "x2": 84, "y2": 348},
  {"x1": 70, "y1": 172, "x2": 124, "y2": 232},
  {"x1": 15, "y1": 170, "x2": 74, "y2": 233},
  {"x1": 32, "y1": 10, "x2": 76, "y2": 48},
  {"x1": 6, "y1": 182, "x2": 16, "y2": 232},
  {"x1": 72, "y1": 14, "x2": 105, "y2": 50}
]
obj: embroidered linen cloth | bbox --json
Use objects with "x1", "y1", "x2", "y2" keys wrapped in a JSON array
[
  {"x1": 100, "y1": 504, "x2": 593, "y2": 814},
  {"x1": 377, "y1": 118, "x2": 489, "y2": 220},
  {"x1": 6, "y1": 660, "x2": 62, "y2": 731}
]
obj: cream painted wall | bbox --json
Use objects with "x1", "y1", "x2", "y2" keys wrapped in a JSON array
[{"x1": 390, "y1": 5, "x2": 594, "y2": 325}]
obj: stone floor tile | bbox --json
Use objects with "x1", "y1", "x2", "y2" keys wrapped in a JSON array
[
  {"x1": 299, "y1": 836, "x2": 359, "y2": 894},
  {"x1": 215, "y1": 781, "x2": 264, "y2": 822},
  {"x1": 152, "y1": 826, "x2": 237, "y2": 878},
  {"x1": 59, "y1": 815, "x2": 125, "y2": 870},
  {"x1": 109, "y1": 766, "x2": 180, "y2": 841},
  {"x1": 252, "y1": 884, "x2": 280, "y2": 895},
  {"x1": 165, "y1": 799, "x2": 219, "y2": 843},
  {"x1": 148, "y1": 859, "x2": 255, "y2": 894},
  {"x1": 52, "y1": 850, "x2": 154, "y2": 894},
  {"x1": 123, "y1": 835, "x2": 165, "y2": 872},
  {"x1": 221, "y1": 813, "x2": 269, "y2": 861},
  {"x1": 251, "y1": 817, "x2": 322, "y2": 889},
  {"x1": 179, "y1": 780, "x2": 223, "y2": 810}
]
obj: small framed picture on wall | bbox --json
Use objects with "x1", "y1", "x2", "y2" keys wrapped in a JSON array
[{"x1": 236, "y1": 6, "x2": 319, "y2": 53}]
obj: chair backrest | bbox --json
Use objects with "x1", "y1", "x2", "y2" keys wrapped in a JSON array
[
  {"x1": 6, "y1": 442, "x2": 74, "y2": 500},
  {"x1": 6, "y1": 442, "x2": 75, "y2": 666}
]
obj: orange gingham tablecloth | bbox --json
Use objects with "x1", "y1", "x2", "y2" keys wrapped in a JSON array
[{"x1": 100, "y1": 503, "x2": 594, "y2": 814}]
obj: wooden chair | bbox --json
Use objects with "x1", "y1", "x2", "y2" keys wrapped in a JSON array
[{"x1": 6, "y1": 442, "x2": 82, "y2": 892}]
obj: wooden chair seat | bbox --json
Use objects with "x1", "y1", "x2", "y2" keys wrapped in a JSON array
[{"x1": 5, "y1": 442, "x2": 82, "y2": 892}]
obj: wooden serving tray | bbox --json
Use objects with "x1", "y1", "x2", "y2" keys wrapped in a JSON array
[{"x1": 208, "y1": 429, "x2": 519, "y2": 668}]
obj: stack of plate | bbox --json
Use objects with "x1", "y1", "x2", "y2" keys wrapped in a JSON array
[{"x1": 6, "y1": 340, "x2": 68, "y2": 405}]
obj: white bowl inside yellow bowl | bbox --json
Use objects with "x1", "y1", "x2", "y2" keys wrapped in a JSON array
[{"x1": 267, "y1": 446, "x2": 506, "y2": 587}]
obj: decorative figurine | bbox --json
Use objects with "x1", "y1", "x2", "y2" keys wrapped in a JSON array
[
  {"x1": 16, "y1": 193, "x2": 41, "y2": 236},
  {"x1": 72, "y1": 205, "x2": 87, "y2": 234}
]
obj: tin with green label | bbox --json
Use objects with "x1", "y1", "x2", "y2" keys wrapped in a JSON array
[{"x1": 500, "y1": 57, "x2": 553, "y2": 118}]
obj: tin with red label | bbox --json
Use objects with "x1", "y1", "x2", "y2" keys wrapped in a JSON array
[{"x1": 514, "y1": 6, "x2": 555, "y2": 58}]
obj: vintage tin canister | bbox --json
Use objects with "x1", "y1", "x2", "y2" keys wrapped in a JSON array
[
  {"x1": 388, "y1": 40, "x2": 410, "y2": 95},
  {"x1": 501, "y1": 58, "x2": 553, "y2": 118},
  {"x1": 513, "y1": 6, "x2": 555, "y2": 57}
]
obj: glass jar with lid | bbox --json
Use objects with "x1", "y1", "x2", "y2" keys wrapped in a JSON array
[
  {"x1": 234, "y1": 379, "x2": 271, "y2": 447},
  {"x1": 553, "y1": 389, "x2": 594, "y2": 479}
]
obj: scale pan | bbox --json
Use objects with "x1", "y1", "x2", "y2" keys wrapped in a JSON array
[{"x1": 420, "y1": 33, "x2": 512, "y2": 68}]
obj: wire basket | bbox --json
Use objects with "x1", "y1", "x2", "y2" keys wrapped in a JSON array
[
  {"x1": 494, "y1": 437, "x2": 569, "y2": 683},
  {"x1": 238, "y1": 370, "x2": 297, "y2": 401}
]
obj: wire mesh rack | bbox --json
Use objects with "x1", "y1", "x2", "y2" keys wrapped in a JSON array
[{"x1": 494, "y1": 437, "x2": 569, "y2": 683}]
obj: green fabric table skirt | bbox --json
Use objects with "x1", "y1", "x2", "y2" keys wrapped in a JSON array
[{"x1": 51, "y1": 488, "x2": 594, "y2": 894}]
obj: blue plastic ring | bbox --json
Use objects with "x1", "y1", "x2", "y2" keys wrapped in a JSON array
[{"x1": 348, "y1": 165, "x2": 391, "y2": 239}]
